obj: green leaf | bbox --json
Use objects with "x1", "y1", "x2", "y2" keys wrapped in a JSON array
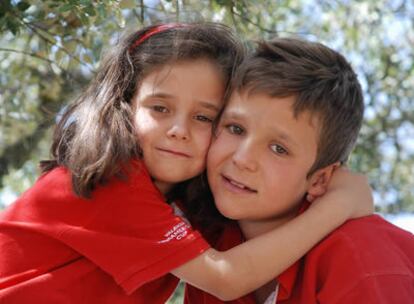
[
  {"x1": 6, "y1": 17, "x2": 20, "y2": 35},
  {"x1": 55, "y1": 49, "x2": 65, "y2": 62},
  {"x1": 97, "y1": 4, "x2": 107, "y2": 18},
  {"x1": 38, "y1": 28, "x2": 57, "y2": 44},
  {"x1": 58, "y1": 3, "x2": 75, "y2": 13},
  {"x1": 79, "y1": 13, "x2": 89, "y2": 24},
  {"x1": 214, "y1": 0, "x2": 230, "y2": 6},
  {"x1": 82, "y1": 53, "x2": 93, "y2": 64},
  {"x1": 0, "y1": 17, "x2": 7, "y2": 30},
  {"x1": 114, "y1": 9, "x2": 125, "y2": 27},
  {"x1": 17, "y1": 1, "x2": 31, "y2": 12},
  {"x1": 79, "y1": 0, "x2": 91, "y2": 5},
  {"x1": 0, "y1": 1, "x2": 12, "y2": 15},
  {"x1": 83, "y1": 5, "x2": 96, "y2": 16},
  {"x1": 63, "y1": 40, "x2": 78, "y2": 53},
  {"x1": 119, "y1": 0, "x2": 137, "y2": 9}
]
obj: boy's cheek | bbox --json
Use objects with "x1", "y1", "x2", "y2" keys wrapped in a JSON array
[{"x1": 211, "y1": 125, "x2": 225, "y2": 142}]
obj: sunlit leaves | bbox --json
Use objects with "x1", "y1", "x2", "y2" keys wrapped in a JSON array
[{"x1": 0, "y1": 0, "x2": 413, "y2": 212}]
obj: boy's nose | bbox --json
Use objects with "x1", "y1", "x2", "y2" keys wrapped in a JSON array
[{"x1": 232, "y1": 142, "x2": 258, "y2": 172}]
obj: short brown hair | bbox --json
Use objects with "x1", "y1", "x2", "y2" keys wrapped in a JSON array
[{"x1": 233, "y1": 37, "x2": 364, "y2": 176}]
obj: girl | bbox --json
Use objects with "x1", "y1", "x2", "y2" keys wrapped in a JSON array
[{"x1": 0, "y1": 23, "x2": 373, "y2": 303}]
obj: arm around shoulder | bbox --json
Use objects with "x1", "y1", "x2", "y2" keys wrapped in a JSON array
[
  {"x1": 172, "y1": 203, "x2": 354, "y2": 300},
  {"x1": 171, "y1": 168, "x2": 374, "y2": 300}
]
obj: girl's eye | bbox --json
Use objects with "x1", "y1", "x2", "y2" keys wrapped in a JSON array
[
  {"x1": 226, "y1": 124, "x2": 244, "y2": 135},
  {"x1": 194, "y1": 115, "x2": 213, "y2": 123},
  {"x1": 152, "y1": 105, "x2": 169, "y2": 113},
  {"x1": 270, "y1": 144, "x2": 288, "y2": 155}
]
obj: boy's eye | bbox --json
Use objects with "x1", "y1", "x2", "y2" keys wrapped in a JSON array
[
  {"x1": 194, "y1": 115, "x2": 213, "y2": 123},
  {"x1": 152, "y1": 105, "x2": 169, "y2": 113},
  {"x1": 270, "y1": 144, "x2": 288, "y2": 155},
  {"x1": 226, "y1": 124, "x2": 244, "y2": 135}
]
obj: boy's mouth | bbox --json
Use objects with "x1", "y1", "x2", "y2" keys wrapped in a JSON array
[{"x1": 221, "y1": 174, "x2": 257, "y2": 193}]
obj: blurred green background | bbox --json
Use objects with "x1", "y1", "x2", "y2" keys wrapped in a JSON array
[
  {"x1": 1, "y1": 0, "x2": 413, "y2": 212},
  {"x1": 1, "y1": 0, "x2": 413, "y2": 300}
]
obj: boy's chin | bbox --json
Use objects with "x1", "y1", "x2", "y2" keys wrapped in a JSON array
[{"x1": 215, "y1": 205, "x2": 246, "y2": 221}]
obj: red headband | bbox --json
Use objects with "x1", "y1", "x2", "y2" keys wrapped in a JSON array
[{"x1": 129, "y1": 23, "x2": 189, "y2": 53}]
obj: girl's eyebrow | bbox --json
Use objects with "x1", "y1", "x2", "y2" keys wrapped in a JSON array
[
  {"x1": 198, "y1": 101, "x2": 221, "y2": 112},
  {"x1": 148, "y1": 91, "x2": 220, "y2": 112},
  {"x1": 147, "y1": 92, "x2": 172, "y2": 99}
]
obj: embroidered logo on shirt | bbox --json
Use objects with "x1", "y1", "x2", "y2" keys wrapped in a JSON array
[{"x1": 158, "y1": 222, "x2": 190, "y2": 243}]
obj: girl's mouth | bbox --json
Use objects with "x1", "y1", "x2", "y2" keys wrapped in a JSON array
[{"x1": 156, "y1": 148, "x2": 191, "y2": 158}]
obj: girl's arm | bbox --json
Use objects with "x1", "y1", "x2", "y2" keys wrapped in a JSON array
[{"x1": 171, "y1": 168, "x2": 373, "y2": 301}]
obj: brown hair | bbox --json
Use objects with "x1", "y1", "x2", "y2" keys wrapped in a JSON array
[
  {"x1": 40, "y1": 22, "x2": 245, "y2": 197},
  {"x1": 233, "y1": 37, "x2": 364, "y2": 176}
]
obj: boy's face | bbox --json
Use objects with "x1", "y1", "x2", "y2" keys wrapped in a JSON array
[{"x1": 207, "y1": 91, "x2": 321, "y2": 222}]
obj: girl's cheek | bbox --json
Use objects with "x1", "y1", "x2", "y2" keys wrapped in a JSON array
[{"x1": 202, "y1": 129, "x2": 215, "y2": 148}]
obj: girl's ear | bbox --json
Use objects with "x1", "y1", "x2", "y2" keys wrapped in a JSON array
[{"x1": 306, "y1": 162, "x2": 340, "y2": 201}]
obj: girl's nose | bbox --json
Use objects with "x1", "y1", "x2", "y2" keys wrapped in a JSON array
[{"x1": 166, "y1": 120, "x2": 190, "y2": 140}]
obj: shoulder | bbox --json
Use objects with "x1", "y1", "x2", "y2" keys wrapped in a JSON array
[
  {"x1": 11, "y1": 166, "x2": 74, "y2": 206},
  {"x1": 30, "y1": 162, "x2": 152, "y2": 202},
  {"x1": 306, "y1": 214, "x2": 414, "y2": 278},
  {"x1": 23, "y1": 161, "x2": 151, "y2": 200},
  {"x1": 39, "y1": 159, "x2": 154, "y2": 196},
  {"x1": 315, "y1": 214, "x2": 413, "y2": 243},
  {"x1": 305, "y1": 215, "x2": 414, "y2": 303},
  {"x1": 90, "y1": 159, "x2": 162, "y2": 198},
  {"x1": 325, "y1": 214, "x2": 414, "y2": 249}
]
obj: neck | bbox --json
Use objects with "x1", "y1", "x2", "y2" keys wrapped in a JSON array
[
  {"x1": 153, "y1": 180, "x2": 174, "y2": 195},
  {"x1": 239, "y1": 212, "x2": 298, "y2": 304},
  {"x1": 239, "y1": 209, "x2": 298, "y2": 240}
]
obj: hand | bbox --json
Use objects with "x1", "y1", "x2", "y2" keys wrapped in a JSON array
[{"x1": 308, "y1": 167, "x2": 374, "y2": 220}]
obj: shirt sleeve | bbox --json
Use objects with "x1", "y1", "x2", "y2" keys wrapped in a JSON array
[{"x1": 53, "y1": 163, "x2": 210, "y2": 295}]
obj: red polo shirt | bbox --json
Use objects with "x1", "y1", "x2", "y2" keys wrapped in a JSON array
[
  {"x1": 0, "y1": 160, "x2": 210, "y2": 303},
  {"x1": 185, "y1": 215, "x2": 414, "y2": 304}
]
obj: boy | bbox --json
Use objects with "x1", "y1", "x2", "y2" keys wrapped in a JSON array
[{"x1": 185, "y1": 38, "x2": 414, "y2": 303}]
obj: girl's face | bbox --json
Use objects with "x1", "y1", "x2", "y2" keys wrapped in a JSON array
[{"x1": 133, "y1": 59, "x2": 225, "y2": 194}]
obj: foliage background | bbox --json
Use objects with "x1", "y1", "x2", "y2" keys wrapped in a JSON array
[
  {"x1": 1, "y1": 0, "x2": 413, "y2": 212},
  {"x1": 0, "y1": 0, "x2": 413, "y2": 302}
]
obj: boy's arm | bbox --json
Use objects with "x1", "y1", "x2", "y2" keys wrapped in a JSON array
[{"x1": 171, "y1": 168, "x2": 374, "y2": 301}]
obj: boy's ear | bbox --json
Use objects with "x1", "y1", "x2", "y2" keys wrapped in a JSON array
[{"x1": 307, "y1": 162, "x2": 340, "y2": 199}]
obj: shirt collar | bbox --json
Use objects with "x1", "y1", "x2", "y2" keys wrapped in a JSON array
[
  {"x1": 276, "y1": 200, "x2": 310, "y2": 301},
  {"x1": 276, "y1": 258, "x2": 300, "y2": 300}
]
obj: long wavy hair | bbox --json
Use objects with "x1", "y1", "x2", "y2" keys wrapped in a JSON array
[{"x1": 40, "y1": 23, "x2": 245, "y2": 198}]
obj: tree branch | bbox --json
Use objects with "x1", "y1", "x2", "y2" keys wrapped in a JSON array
[{"x1": 0, "y1": 47, "x2": 65, "y2": 71}]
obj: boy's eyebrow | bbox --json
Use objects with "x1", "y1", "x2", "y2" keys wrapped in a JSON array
[
  {"x1": 276, "y1": 131, "x2": 300, "y2": 148},
  {"x1": 223, "y1": 110, "x2": 300, "y2": 148},
  {"x1": 221, "y1": 110, "x2": 244, "y2": 120},
  {"x1": 148, "y1": 92, "x2": 221, "y2": 112}
]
